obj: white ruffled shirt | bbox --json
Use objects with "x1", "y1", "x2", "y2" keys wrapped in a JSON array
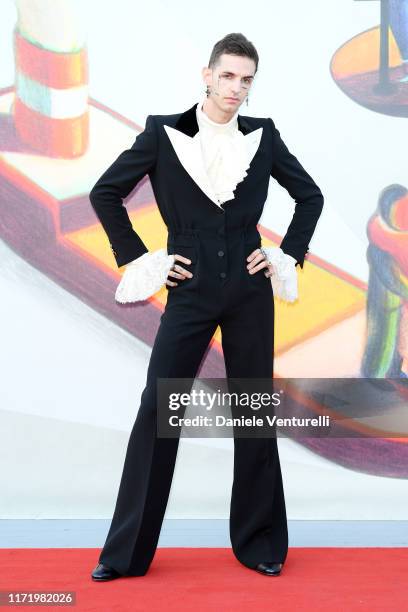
[
  {"x1": 115, "y1": 99, "x2": 299, "y2": 304},
  {"x1": 195, "y1": 98, "x2": 249, "y2": 204}
]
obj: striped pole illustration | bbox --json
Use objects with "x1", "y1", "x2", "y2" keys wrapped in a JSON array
[{"x1": 13, "y1": 0, "x2": 89, "y2": 158}]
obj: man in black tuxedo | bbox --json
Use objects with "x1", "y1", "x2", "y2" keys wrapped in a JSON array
[{"x1": 89, "y1": 32, "x2": 324, "y2": 581}]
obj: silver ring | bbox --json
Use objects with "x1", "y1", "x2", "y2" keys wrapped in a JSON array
[{"x1": 260, "y1": 247, "x2": 268, "y2": 261}]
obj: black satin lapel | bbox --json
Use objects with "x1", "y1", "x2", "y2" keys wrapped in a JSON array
[
  {"x1": 174, "y1": 102, "x2": 254, "y2": 136},
  {"x1": 174, "y1": 103, "x2": 199, "y2": 137},
  {"x1": 237, "y1": 114, "x2": 252, "y2": 135}
]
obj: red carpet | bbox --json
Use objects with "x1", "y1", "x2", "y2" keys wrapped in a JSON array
[{"x1": 0, "y1": 548, "x2": 406, "y2": 611}]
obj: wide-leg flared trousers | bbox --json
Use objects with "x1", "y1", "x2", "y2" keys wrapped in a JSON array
[{"x1": 99, "y1": 235, "x2": 289, "y2": 575}]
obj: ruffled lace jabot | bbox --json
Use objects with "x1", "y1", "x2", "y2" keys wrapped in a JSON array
[{"x1": 196, "y1": 96, "x2": 251, "y2": 204}]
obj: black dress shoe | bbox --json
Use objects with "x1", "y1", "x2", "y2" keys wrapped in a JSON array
[
  {"x1": 91, "y1": 563, "x2": 122, "y2": 581},
  {"x1": 255, "y1": 562, "x2": 283, "y2": 576}
]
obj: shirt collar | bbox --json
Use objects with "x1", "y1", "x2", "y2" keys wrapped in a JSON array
[{"x1": 196, "y1": 94, "x2": 239, "y2": 132}]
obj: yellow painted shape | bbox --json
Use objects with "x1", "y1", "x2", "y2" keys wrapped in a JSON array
[
  {"x1": 331, "y1": 27, "x2": 401, "y2": 79},
  {"x1": 261, "y1": 238, "x2": 366, "y2": 353}
]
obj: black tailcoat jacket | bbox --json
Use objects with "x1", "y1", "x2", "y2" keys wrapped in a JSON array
[{"x1": 89, "y1": 102, "x2": 324, "y2": 576}]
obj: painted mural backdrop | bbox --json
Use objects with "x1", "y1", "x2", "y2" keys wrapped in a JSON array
[{"x1": 0, "y1": 0, "x2": 407, "y2": 483}]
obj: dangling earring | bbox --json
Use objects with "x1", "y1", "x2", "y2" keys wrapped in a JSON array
[
  {"x1": 206, "y1": 85, "x2": 211, "y2": 97},
  {"x1": 246, "y1": 95, "x2": 249, "y2": 106}
]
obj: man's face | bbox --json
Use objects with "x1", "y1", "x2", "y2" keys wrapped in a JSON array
[{"x1": 203, "y1": 53, "x2": 256, "y2": 113}]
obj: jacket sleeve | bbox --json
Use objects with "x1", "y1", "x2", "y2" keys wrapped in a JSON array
[
  {"x1": 269, "y1": 118, "x2": 324, "y2": 268},
  {"x1": 89, "y1": 114, "x2": 158, "y2": 268}
]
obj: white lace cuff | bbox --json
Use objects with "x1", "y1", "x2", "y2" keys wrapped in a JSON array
[
  {"x1": 115, "y1": 248, "x2": 175, "y2": 303},
  {"x1": 261, "y1": 246, "x2": 299, "y2": 303}
]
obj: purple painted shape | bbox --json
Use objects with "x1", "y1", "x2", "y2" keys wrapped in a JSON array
[{"x1": 390, "y1": 0, "x2": 408, "y2": 59}]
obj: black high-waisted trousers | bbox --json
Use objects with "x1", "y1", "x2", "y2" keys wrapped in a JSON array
[{"x1": 99, "y1": 226, "x2": 288, "y2": 575}]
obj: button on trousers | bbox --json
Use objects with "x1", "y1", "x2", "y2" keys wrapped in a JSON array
[{"x1": 99, "y1": 227, "x2": 289, "y2": 575}]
